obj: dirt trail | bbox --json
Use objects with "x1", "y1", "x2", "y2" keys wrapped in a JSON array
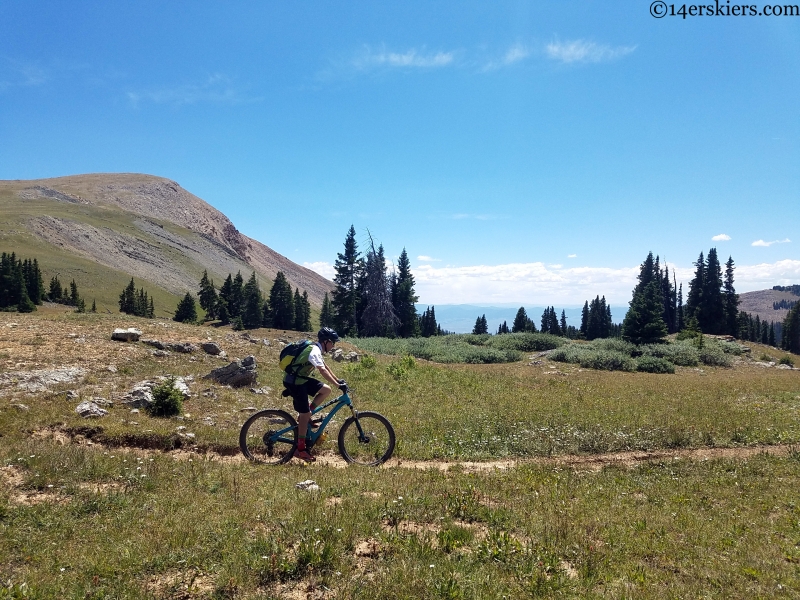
[{"x1": 30, "y1": 428, "x2": 796, "y2": 471}]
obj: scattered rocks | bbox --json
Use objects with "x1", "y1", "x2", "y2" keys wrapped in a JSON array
[
  {"x1": 152, "y1": 350, "x2": 171, "y2": 357},
  {"x1": 111, "y1": 328, "x2": 142, "y2": 342},
  {"x1": 240, "y1": 406, "x2": 259, "y2": 413},
  {"x1": 203, "y1": 355, "x2": 257, "y2": 387},
  {"x1": 776, "y1": 364, "x2": 795, "y2": 370},
  {"x1": 106, "y1": 365, "x2": 117, "y2": 373},
  {"x1": 66, "y1": 390, "x2": 79, "y2": 400},
  {"x1": 89, "y1": 397, "x2": 113, "y2": 408},
  {"x1": 262, "y1": 339, "x2": 271, "y2": 347},
  {"x1": 201, "y1": 342, "x2": 222, "y2": 355},
  {"x1": 250, "y1": 387, "x2": 272, "y2": 395},
  {"x1": 11, "y1": 403, "x2": 29, "y2": 411},
  {"x1": 332, "y1": 349, "x2": 344, "y2": 361},
  {"x1": 345, "y1": 352, "x2": 360, "y2": 362},
  {"x1": 0, "y1": 367, "x2": 86, "y2": 393},
  {"x1": 76, "y1": 401, "x2": 108, "y2": 418}
]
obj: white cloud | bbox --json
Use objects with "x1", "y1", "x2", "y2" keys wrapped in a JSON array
[
  {"x1": 127, "y1": 74, "x2": 260, "y2": 107},
  {"x1": 568, "y1": 254, "x2": 577, "y2": 258},
  {"x1": 546, "y1": 40, "x2": 636, "y2": 64},
  {"x1": 417, "y1": 255, "x2": 441, "y2": 262},
  {"x1": 712, "y1": 234, "x2": 731, "y2": 241},
  {"x1": 482, "y1": 43, "x2": 531, "y2": 71},
  {"x1": 752, "y1": 238, "x2": 791, "y2": 247},
  {"x1": 411, "y1": 259, "x2": 800, "y2": 305},
  {"x1": 303, "y1": 261, "x2": 335, "y2": 280},
  {"x1": 352, "y1": 45, "x2": 455, "y2": 71}
]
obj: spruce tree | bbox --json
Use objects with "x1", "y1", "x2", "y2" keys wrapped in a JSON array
[
  {"x1": 49, "y1": 276, "x2": 63, "y2": 303},
  {"x1": 174, "y1": 293, "x2": 197, "y2": 324},
  {"x1": 241, "y1": 272, "x2": 263, "y2": 329},
  {"x1": 686, "y1": 251, "x2": 705, "y2": 323},
  {"x1": 230, "y1": 271, "x2": 244, "y2": 318},
  {"x1": 219, "y1": 274, "x2": 233, "y2": 315},
  {"x1": 198, "y1": 270, "x2": 218, "y2": 321},
  {"x1": 331, "y1": 225, "x2": 363, "y2": 336},
  {"x1": 622, "y1": 281, "x2": 668, "y2": 345},
  {"x1": 723, "y1": 256, "x2": 739, "y2": 337},
  {"x1": 268, "y1": 271, "x2": 294, "y2": 329},
  {"x1": 360, "y1": 241, "x2": 399, "y2": 337},
  {"x1": 473, "y1": 314, "x2": 488, "y2": 335},
  {"x1": 91, "y1": 299, "x2": 97, "y2": 313},
  {"x1": 319, "y1": 292, "x2": 334, "y2": 328},
  {"x1": 580, "y1": 301, "x2": 589, "y2": 338},
  {"x1": 393, "y1": 248, "x2": 419, "y2": 338},
  {"x1": 420, "y1": 306, "x2": 439, "y2": 337},
  {"x1": 700, "y1": 248, "x2": 725, "y2": 334},
  {"x1": 119, "y1": 278, "x2": 136, "y2": 314},
  {"x1": 512, "y1": 307, "x2": 529, "y2": 333},
  {"x1": 782, "y1": 302, "x2": 800, "y2": 353},
  {"x1": 293, "y1": 288, "x2": 304, "y2": 331}
]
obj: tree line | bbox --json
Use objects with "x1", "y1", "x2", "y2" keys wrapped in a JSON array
[
  {"x1": 773, "y1": 299, "x2": 797, "y2": 311},
  {"x1": 327, "y1": 226, "x2": 441, "y2": 338},
  {"x1": 1, "y1": 252, "x2": 90, "y2": 313}
]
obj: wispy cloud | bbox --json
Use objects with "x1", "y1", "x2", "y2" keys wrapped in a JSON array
[
  {"x1": 568, "y1": 254, "x2": 577, "y2": 258},
  {"x1": 752, "y1": 238, "x2": 791, "y2": 247},
  {"x1": 417, "y1": 255, "x2": 441, "y2": 262},
  {"x1": 127, "y1": 74, "x2": 261, "y2": 107},
  {"x1": 545, "y1": 39, "x2": 636, "y2": 64},
  {"x1": 351, "y1": 45, "x2": 455, "y2": 71},
  {"x1": 482, "y1": 43, "x2": 531, "y2": 71},
  {"x1": 0, "y1": 57, "x2": 48, "y2": 91},
  {"x1": 303, "y1": 261, "x2": 336, "y2": 280},
  {"x1": 712, "y1": 234, "x2": 731, "y2": 241}
]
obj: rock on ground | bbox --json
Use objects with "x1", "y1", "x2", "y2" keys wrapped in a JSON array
[
  {"x1": 111, "y1": 328, "x2": 142, "y2": 342},
  {"x1": 76, "y1": 401, "x2": 108, "y2": 418},
  {"x1": 203, "y1": 355, "x2": 257, "y2": 387}
]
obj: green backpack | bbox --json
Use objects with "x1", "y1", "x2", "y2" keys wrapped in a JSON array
[{"x1": 279, "y1": 340, "x2": 314, "y2": 383}]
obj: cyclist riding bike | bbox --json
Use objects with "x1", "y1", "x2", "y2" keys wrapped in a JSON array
[{"x1": 283, "y1": 327, "x2": 347, "y2": 462}]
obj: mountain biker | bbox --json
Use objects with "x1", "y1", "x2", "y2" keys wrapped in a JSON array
[{"x1": 283, "y1": 327, "x2": 347, "y2": 462}]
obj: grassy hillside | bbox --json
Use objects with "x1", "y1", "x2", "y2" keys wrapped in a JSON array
[{"x1": 0, "y1": 189, "x2": 288, "y2": 320}]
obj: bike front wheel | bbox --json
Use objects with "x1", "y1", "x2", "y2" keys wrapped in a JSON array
[
  {"x1": 337, "y1": 411, "x2": 395, "y2": 466},
  {"x1": 239, "y1": 409, "x2": 298, "y2": 465}
]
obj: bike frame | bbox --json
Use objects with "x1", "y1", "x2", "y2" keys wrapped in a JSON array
[{"x1": 270, "y1": 392, "x2": 358, "y2": 447}]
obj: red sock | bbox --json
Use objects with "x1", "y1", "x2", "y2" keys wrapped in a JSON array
[{"x1": 297, "y1": 438, "x2": 306, "y2": 451}]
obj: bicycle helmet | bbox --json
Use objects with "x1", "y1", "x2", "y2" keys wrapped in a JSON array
[{"x1": 318, "y1": 327, "x2": 340, "y2": 343}]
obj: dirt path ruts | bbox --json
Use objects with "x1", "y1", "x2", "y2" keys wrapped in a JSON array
[{"x1": 29, "y1": 428, "x2": 797, "y2": 471}]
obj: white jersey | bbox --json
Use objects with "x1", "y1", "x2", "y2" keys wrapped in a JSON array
[{"x1": 308, "y1": 342, "x2": 326, "y2": 369}]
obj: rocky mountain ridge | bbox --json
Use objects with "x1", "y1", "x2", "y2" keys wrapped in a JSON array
[{"x1": 0, "y1": 173, "x2": 333, "y2": 307}]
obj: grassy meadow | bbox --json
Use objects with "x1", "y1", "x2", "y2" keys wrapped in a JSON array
[{"x1": 1, "y1": 310, "x2": 799, "y2": 598}]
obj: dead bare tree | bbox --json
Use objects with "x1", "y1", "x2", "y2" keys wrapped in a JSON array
[{"x1": 359, "y1": 231, "x2": 399, "y2": 337}]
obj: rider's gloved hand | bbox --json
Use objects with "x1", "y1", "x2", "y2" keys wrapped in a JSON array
[{"x1": 337, "y1": 379, "x2": 349, "y2": 392}]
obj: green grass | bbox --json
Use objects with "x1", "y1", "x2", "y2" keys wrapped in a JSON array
[{"x1": 1, "y1": 312, "x2": 800, "y2": 597}]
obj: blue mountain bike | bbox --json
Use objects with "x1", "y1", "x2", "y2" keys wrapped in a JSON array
[{"x1": 239, "y1": 390, "x2": 395, "y2": 466}]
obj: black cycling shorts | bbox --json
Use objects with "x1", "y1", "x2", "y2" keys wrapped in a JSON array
[{"x1": 284, "y1": 378, "x2": 324, "y2": 413}]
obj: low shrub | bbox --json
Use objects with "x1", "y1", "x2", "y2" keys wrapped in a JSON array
[
  {"x1": 360, "y1": 354, "x2": 377, "y2": 369},
  {"x1": 578, "y1": 350, "x2": 637, "y2": 372},
  {"x1": 146, "y1": 378, "x2": 183, "y2": 417},
  {"x1": 698, "y1": 346, "x2": 732, "y2": 367},
  {"x1": 779, "y1": 355, "x2": 795, "y2": 367},
  {"x1": 588, "y1": 338, "x2": 638, "y2": 356},
  {"x1": 712, "y1": 339, "x2": 743, "y2": 356},
  {"x1": 641, "y1": 342, "x2": 700, "y2": 367},
  {"x1": 548, "y1": 345, "x2": 585, "y2": 364},
  {"x1": 487, "y1": 332, "x2": 566, "y2": 352},
  {"x1": 636, "y1": 355, "x2": 676, "y2": 374}
]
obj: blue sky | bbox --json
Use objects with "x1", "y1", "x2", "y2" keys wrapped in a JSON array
[{"x1": 1, "y1": 1, "x2": 798, "y2": 306}]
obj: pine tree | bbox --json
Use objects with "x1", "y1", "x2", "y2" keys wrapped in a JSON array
[
  {"x1": 677, "y1": 283, "x2": 685, "y2": 331},
  {"x1": 393, "y1": 248, "x2": 419, "y2": 338},
  {"x1": 268, "y1": 271, "x2": 294, "y2": 329},
  {"x1": 241, "y1": 272, "x2": 263, "y2": 329},
  {"x1": 782, "y1": 302, "x2": 800, "y2": 353},
  {"x1": 331, "y1": 225, "x2": 363, "y2": 336},
  {"x1": 319, "y1": 292, "x2": 334, "y2": 328},
  {"x1": 293, "y1": 288, "x2": 304, "y2": 331},
  {"x1": 69, "y1": 280, "x2": 80, "y2": 307},
  {"x1": 622, "y1": 280, "x2": 668, "y2": 345},
  {"x1": 360, "y1": 240, "x2": 399, "y2": 337},
  {"x1": 580, "y1": 301, "x2": 589, "y2": 338},
  {"x1": 119, "y1": 278, "x2": 136, "y2": 314},
  {"x1": 219, "y1": 274, "x2": 233, "y2": 316},
  {"x1": 174, "y1": 293, "x2": 197, "y2": 324},
  {"x1": 560, "y1": 310, "x2": 567, "y2": 336},
  {"x1": 147, "y1": 297, "x2": 155, "y2": 318},
  {"x1": 723, "y1": 256, "x2": 739, "y2": 337},
  {"x1": 769, "y1": 322, "x2": 776, "y2": 347},
  {"x1": 420, "y1": 306, "x2": 439, "y2": 337},
  {"x1": 700, "y1": 248, "x2": 725, "y2": 334},
  {"x1": 91, "y1": 299, "x2": 97, "y2": 313},
  {"x1": 686, "y1": 251, "x2": 705, "y2": 323},
  {"x1": 49, "y1": 276, "x2": 63, "y2": 303},
  {"x1": 473, "y1": 314, "x2": 488, "y2": 335},
  {"x1": 512, "y1": 307, "x2": 529, "y2": 333},
  {"x1": 300, "y1": 291, "x2": 312, "y2": 331},
  {"x1": 198, "y1": 270, "x2": 218, "y2": 321},
  {"x1": 230, "y1": 271, "x2": 244, "y2": 318}
]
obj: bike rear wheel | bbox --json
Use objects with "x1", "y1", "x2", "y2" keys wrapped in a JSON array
[
  {"x1": 239, "y1": 409, "x2": 298, "y2": 464},
  {"x1": 337, "y1": 411, "x2": 395, "y2": 466}
]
